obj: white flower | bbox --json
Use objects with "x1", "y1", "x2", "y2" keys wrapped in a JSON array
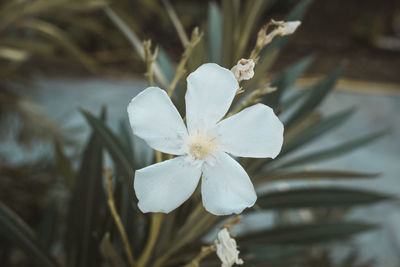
[
  {"x1": 215, "y1": 228, "x2": 243, "y2": 267},
  {"x1": 231, "y1": 59, "x2": 255, "y2": 81},
  {"x1": 127, "y1": 63, "x2": 284, "y2": 215}
]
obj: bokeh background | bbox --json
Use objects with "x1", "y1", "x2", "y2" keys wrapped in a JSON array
[{"x1": 1, "y1": 0, "x2": 400, "y2": 266}]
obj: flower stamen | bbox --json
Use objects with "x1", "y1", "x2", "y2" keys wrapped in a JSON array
[{"x1": 186, "y1": 131, "x2": 217, "y2": 160}]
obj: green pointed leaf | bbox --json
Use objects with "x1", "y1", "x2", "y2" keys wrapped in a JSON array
[
  {"x1": 221, "y1": 0, "x2": 236, "y2": 67},
  {"x1": 255, "y1": 170, "x2": 379, "y2": 184},
  {"x1": 208, "y1": 2, "x2": 222, "y2": 64},
  {"x1": 38, "y1": 201, "x2": 58, "y2": 249},
  {"x1": 260, "y1": 0, "x2": 313, "y2": 56},
  {"x1": 53, "y1": 141, "x2": 75, "y2": 190},
  {"x1": 265, "y1": 55, "x2": 315, "y2": 110},
  {"x1": 281, "y1": 108, "x2": 355, "y2": 156},
  {"x1": 257, "y1": 187, "x2": 391, "y2": 210},
  {"x1": 80, "y1": 109, "x2": 135, "y2": 184},
  {"x1": 157, "y1": 46, "x2": 174, "y2": 83},
  {"x1": 278, "y1": 90, "x2": 308, "y2": 113},
  {"x1": 285, "y1": 66, "x2": 343, "y2": 128},
  {"x1": 286, "y1": 0, "x2": 313, "y2": 21},
  {"x1": 239, "y1": 221, "x2": 377, "y2": 245},
  {"x1": 0, "y1": 202, "x2": 59, "y2": 267},
  {"x1": 244, "y1": 245, "x2": 306, "y2": 265},
  {"x1": 280, "y1": 129, "x2": 387, "y2": 168},
  {"x1": 234, "y1": 0, "x2": 274, "y2": 60},
  {"x1": 66, "y1": 110, "x2": 106, "y2": 267}
]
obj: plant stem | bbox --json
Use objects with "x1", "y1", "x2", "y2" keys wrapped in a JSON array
[
  {"x1": 183, "y1": 245, "x2": 216, "y2": 267},
  {"x1": 143, "y1": 40, "x2": 158, "y2": 87},
  {"x1": 104, "y1": 168, "x2": 136, "y2": 267},
  {"x1": 167, "y1": 27, "x2": 203, "y2": 97},
  {"x1": 137, "y1": 150, "x2": 164, "y2": 267},
  {"x1": 137, "y1": 213, "x2": 164, "y2": 267}
]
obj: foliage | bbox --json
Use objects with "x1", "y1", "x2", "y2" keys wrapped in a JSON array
[{"x1": 0, "y1": 0, "x2": 392, "y2": 267}]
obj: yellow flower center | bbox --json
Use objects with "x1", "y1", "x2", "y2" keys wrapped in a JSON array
[{"x1": 186, "y1": 131, "x2": 217, "y2": 160}]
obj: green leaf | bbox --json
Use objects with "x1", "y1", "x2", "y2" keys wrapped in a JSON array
[
  {"x1": 286, "y1": 0, "x2": 313, "y2": 21},
  {"x1": 239, "y1": 221, "x2": 377, "y2": 245},
  {"x1": 234, "y1": 0, "x2": 273, "y2": 60},
  {"x1": 285, "y1": 66, "x2": 343, "y2": 128},
  {"x1": 37, "y1": 201, "x2": 58, "y2": 249},
  {"x1": 257, "y1": 187, "x2": 391, "y2": 210},
  {"x1": 254, "y1": 170, "x2": 379, "y2": 184},
  {"x1": 66, "y1": 110, "x2": 106, "y2": 267},
  {"x1": 53, "y1": 141, "x2": 75, "y2": 190},
  {"x1": 279, "y1": 129, "x2": 388, "y2": 168},
  {"x1": 157, "y1": 46, "x2": 174, "y2": 83},
  {"x1": 281, "y1": 108, "x2": 355, "y2": 156},
  {"x1": 221, "y1": 0, "x2": 237, "y2": 67},
  {"x1": 260, "y1": 0, "x2": 313, "y2": 56},
  {"x1": 265, "y1": 55, "x2": 314, "y2": 110},
  {"x1": 80, "y1": 109, "x2": 135, "y2": 184},
  {"x1": 0, "y1": 202, "x2": 59, "y2": 267},
  {"x1": 244, "y1": 245, "x2": 307, "y2": 265},
  {"x1": 208, "y1": 2, "x2": 222, "y2": 64}
]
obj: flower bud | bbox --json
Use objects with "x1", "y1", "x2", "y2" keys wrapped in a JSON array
[
  {"x1": 215, "y1": 228, "x2": 244, "y2": 267},
  {"x1": 231, "y1": 58, "x2": 255, "y2": 82}
]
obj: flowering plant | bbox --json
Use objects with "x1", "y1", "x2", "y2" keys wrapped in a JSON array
[{"x1": 0, "y1": 1, "x2": 390, "y2": 267}]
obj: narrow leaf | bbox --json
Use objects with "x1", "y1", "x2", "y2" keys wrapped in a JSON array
[
  {"x1": 280, "y1": 129, "x2": 387, "y2": 168},
  {"x1": 66, "y1": 110, "x2": 106, "y2": 267},
  {"x1": 234, "y1": 0, "x2": 273, "y2": 60},
  {"x1": 285, "y1": 66, "x2": 343, "y2": 128},
  {"x1": 254, "y1": 170, "x2": 379, "y2": 184},
  {"x1": 80, "y1": 109, "x2": 134, "y2": 184},
  {"x1": 265, "y1": 55, "x2": 314, "y2": 110},
  {"x1": 281, "y1": 108, "x2": 355, "y2": 156},
  {"x1": 157, "y1": 46, "x2": 175, "y2": 83},
  {"x1": 0, "y1": 202, "x2": 59, "y2": 267},
  {"x1": 259, "y1": 0, "x2": 313, "y2": 56},
  {"x1": 257, "y1": 187, "x2": 391, "y2": 210},
  {"x1": 208, "y1": 2, "x2": 223, "y2": 64},
  {"x1": 239, "y1": 221, "x2": 377, "y2": 245}
]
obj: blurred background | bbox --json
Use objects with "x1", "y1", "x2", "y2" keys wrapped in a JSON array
[{"x1": 1, "y1": 0, "x2": 400, "y2": 266}]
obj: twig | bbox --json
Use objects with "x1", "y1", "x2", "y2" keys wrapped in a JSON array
[
  {"x1": 137, "y1": 213, "x2": 164, "y2": 267},
  {"x1": 228, "y1": 86, "x2": 276, "y2": 117},
  {"x1": 249, "y1": 20, "x2": 273, "y2": 62},
  {"x1": 103, "y1": 6, "x2": 169, "y2": 88},
  {"x1": 137, "y1": 150, "x2": 164, "y2": 267},
  {"x1": 223, "y1": 215, "x2": 243, "y2": 230},
  {"x1": 104, "y1": 168, "x2": 136, "y2": 267},
  {"x1": 183, "y1": 215, "x2": 244, "y2": 267},
  {"x1": 183, "y1": 245, "x2": 216, "y2": 267},
  {"x1": 162, "y1": 0, "x2": 189, "y2": 47},
  {"x1": 167, "y1": 27, "x2": 203, "y2": 97},
  {"x1": 143, "y1": 40, "x2": 159, "y2": 86}
]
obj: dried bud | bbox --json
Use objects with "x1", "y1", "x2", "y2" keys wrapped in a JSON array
[
  {"x1": 273, "y1": 20, "x2": 301, "y2": 36},
  {"x1": 231, "y1": 58, "x2": 255, "y2": 82},
  {"x1": 215, "y1": 228, "x2": 244, "y2": 267}
]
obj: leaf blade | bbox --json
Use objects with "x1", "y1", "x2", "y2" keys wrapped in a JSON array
[
  {"x1": 0, "y1": 202, "x2": 59, "y2": 267},
  {"x1": 284, "y1": 66, "x2": 343, "y2": 128},
  {"x1": 279, "y1": 129, "x2": 388, "y2": 168},
  {"x1": 239, "y1": 221, "x2": 377, "y2": 245},
  {"x1": 257, "y1": 187, "x2": 391, "y2": 210}
]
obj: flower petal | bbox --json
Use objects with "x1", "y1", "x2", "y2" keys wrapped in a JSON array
[
  {"x1": 201, "y1": 152, "x2": 256, "y2": 215},
  {"x1": 134, "y1": 156, "x2": 202, "y2": 213},
  {"x1": 128, "y1": 87, "x2": 188, "y2": 155},
  {"x1": 185, "y1": 63, "x2": 239, "y2": 132},
  {"x1": 216, "y1": 103, "x2": 284, "y2": 158}
]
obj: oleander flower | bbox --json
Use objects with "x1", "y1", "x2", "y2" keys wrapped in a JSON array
[
  {"x1": 127, "y1": 63, "x2": 283, "y2": 215},
  {"x1": 231, "y1": 58, "x2": 255, "y2": 81},
  {"x1": 215, "y1": 228, "x2": 243, "y2": 267}
]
